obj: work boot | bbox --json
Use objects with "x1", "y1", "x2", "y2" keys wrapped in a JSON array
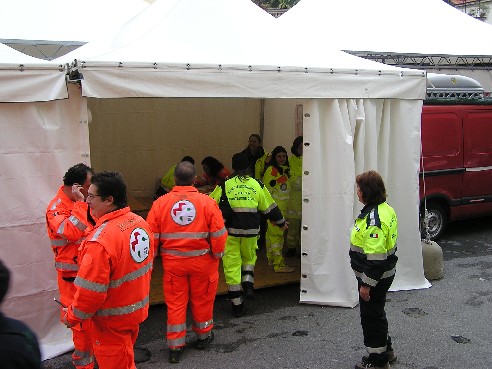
[
  {"x1": 168, "y1": 347, "x2": 183, "y2": 364},
  {"x1": 231, "y1": 302, "x2": 244, "y2": 318},
  {"x1": 275, "y1": 265, "x2": 295, "y2": 273},
  {"x1": 196, "y1": 331, "x2": 214, "y2": 350},
  {"x1": 242, "y1": 282, "x2": 255, "y2": 299},
  {"x1": 354, "y1": 361, "x2": 389, "y2": 369},
  {"x1": 363, "y1": 350, "x2": 397, "y2": 364}
]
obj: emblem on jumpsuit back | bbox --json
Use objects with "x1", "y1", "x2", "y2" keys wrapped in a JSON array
[
  {"x1": 130, "y1": 228, "x2": 150, "y2": 263},
  {"x1": 171, "y1": 200, "x2": 196, "y2": 226}
]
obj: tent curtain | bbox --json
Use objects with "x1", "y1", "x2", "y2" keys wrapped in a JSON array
[
  {"x1": 0, "y1": 84, "x2": 90, "y2": 359},
  {"x1": 301, "y1": 98, "x2": 430, "y2": 307}
]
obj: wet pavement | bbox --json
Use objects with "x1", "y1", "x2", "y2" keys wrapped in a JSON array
[{"x1": 42, "y1": 216, "x2": 492, "y2": 369}]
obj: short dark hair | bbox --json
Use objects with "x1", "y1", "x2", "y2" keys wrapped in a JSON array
[
  {"x1": 249, "y1": 134, "x2": 262, "y2": 143},
  {"x1": 291, "y1": 136, "x2": 303, "y2": 156},
  {"x1": 356, "y1": 170, "x2": 387, "y2": 205},
  {"x1": 63, "y1": 163, "x2": 94, "y2": 186},
  {"x1": 181, "y1": 156, "x2": 195, "y2": 165},
  {"x1": 0, "y1": 259, "x2": 11, "y2": 304},
  {"x1": 91, "y1": 171, "x2": 127, "y2": 208},
  {"x1": 174, "y1": 161, "x2": 196, "y2": 186}
]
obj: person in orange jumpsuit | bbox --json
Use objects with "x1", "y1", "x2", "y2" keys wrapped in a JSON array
[
  {"x1": 46, "y1": 163, "x2": 95, "y2": 369},
  {"x1": 146, "y1": 161, "x2": 227, "y2": 364},
  {"x1": 62, "y1": 171, "x2": 154, "y2": 369}
]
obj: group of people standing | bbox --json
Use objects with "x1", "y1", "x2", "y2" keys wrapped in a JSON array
[{"x1": 34, "y1": 132, "x2": 398, "y2": 369}]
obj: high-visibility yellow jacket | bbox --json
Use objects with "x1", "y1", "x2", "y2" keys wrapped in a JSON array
[
  {"x1": 263, "y1": 165, "x2": 290, "y2": 213},
  {"x1": 210, "y1": 175, "x2": 285, "y2": 238},
  {"x1": 350, "y1": 202, "x2": 398, "y2": 287},
  {"x1": 287, "y1": 154, "x2": 302, "y2": 220},
  {"x1": 160, "y1": 164, "x2": 177, "y2": 191},
  {"x1": 67, "y1": 207, "x2": 153, "y2": 329}
]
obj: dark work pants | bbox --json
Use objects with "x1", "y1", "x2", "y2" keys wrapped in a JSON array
[{"x1": 358, "y1": 276, "x2": 394, "y2": 366}]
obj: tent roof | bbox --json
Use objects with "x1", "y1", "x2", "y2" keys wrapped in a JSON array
[
  {"x1": 278, "y1": 0, "x2": 492, "y2": 57},
  {"x1": 0, "y1": 43, "x2": 67, "y2": 102},
  {"x1": 59, "y1": 0, "x2": 425, "y2": 100}
]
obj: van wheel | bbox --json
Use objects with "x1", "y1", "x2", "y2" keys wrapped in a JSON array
[{"x1": 420, "y1": 203, "x2": 447, "y2": 240}]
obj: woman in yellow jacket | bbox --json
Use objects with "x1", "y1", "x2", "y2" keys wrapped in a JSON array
[
  {"x1": 263, "y1": 146, "x2": 295, "y2": 273},
  {"x1": 286, "y1": 136, "x2": 303, "y2": 257}
]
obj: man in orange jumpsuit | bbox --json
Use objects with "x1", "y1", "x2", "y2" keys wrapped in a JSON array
[
  {"x1": 62, "y1": 171, "x2": 154, "y2": 369},
  {"x1": 46, "y1": 163, "x2": 95, "y2": 369},
  {"x1": 146, "y1": 161, "x2": 227, "y2": 364}
]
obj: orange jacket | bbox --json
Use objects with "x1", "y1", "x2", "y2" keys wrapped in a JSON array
[
  {"x1": 146, "y1": 186, "x2": 227, "y2": 260},
  {"x1": 46, "y1": 186, "x2": 94, "y2": 277},
  {"x1": 66, "y1": 207, "x2": 153, "y2": 329}
]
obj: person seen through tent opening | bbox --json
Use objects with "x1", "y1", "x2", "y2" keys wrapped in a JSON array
[{"x1": 285, "y1": 136, "x2": 303, "y2": 257}]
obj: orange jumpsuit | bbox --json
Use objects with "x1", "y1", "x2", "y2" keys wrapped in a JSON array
[
  {"x1": 65, "y1": 207, "x2": 153, "y2": 369},
  {"x1": 146, "y1": 186, "x2": 227, "y2": 349},
  {"x1": 46, "y1": 186, "x2": 94, "y2": 369}
]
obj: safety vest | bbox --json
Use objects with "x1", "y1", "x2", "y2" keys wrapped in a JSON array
[
  {"x1": 160, "y1": 164, "x2": 177, "y2": 191},
  {"x1": 210, "y1": 176, "x2": 285, "y2": 237},
  {"x1": 263, "y1": 165, "x2": 290, "y2": 213},
  {"x1": 68, "y1": 207, "x2": 153, "y2": 328},
  {"x1": 254, "y1": 152, "x2": 271, "y2": 180},
  {"x1": 46, "y1": 186, "x2": 93, "y2": 277},
  {"x1": 147, "y1": 186, "x2": 227, "y2": 259},
  {"x1": 350, "y1": 202, "x2": 398, "y2": 287},
  {"x1": 287, "y1": 154, "x2": 302, "y2": 219}
]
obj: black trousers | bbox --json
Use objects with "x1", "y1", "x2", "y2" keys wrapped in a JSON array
[{"x1": 358, "y1": 276, "x2": 394, "y2": 366}]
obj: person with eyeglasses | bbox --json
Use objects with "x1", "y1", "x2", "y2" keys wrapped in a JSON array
[
  {"x1": 62, "y1": 171, "x2": 154, "y2": 369},
  {"x1": 45, "y1": 163, "x2": 95, "y2": 369}
]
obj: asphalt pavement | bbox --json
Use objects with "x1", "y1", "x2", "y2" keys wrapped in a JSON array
[{"x1": 42, "y1": 215, "x2": 492, "y2": 369}]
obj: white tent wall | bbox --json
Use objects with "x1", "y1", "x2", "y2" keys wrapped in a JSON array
[
  {"x1": 87, "y1": 97, "x2": 261, "y2": 196},
  {"x1": 264, "y1": 98, "x2": 430, "y2": 306},
  {"x1": 0, "y1": 84, "x2": 90, "y2": 359}
]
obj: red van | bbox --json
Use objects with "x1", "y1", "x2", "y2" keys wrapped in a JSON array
[{"x1": 420, "y1": 75, "x2": 492, "y2": 239}]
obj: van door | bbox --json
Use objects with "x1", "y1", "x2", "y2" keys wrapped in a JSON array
[{"x1": 461, "y1": 108, "x2": 492, "y2": 217}]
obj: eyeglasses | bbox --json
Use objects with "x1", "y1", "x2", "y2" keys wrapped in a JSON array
[{"x1": 86, "y1": 193, "x2": 102, "y2": 200}]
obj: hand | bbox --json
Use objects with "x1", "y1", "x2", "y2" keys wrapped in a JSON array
[
  {"x1": 61, "y1": 308, "x2": 74, "y2": 328},
  {"x1": 281, "y1": 221, "x2": 289, "y2": 231},
  {"x1": 72, "y1": 183, "x2": 85, "y2": 202},
  {"x1": 359, "y1": 285, "x2": 371, "y2": 302}
]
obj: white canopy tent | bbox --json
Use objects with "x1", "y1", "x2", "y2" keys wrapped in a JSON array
[
  {"x1": 0, "y1": 0, "x2": 149, "y2": 60},
  {"x1": 3, "y1": 0, "x2": 428, "y2": 360},
  {"x1": 277, "y1": 0, "x2": 492, "y2": 91}
]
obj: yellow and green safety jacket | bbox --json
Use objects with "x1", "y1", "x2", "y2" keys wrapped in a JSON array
[
  {"x1": 210, "y1": 175, "x2": 285, "y2": 238},
  {"x1": 286, "y1": 154, "x2": 302, "y2": 220},
  {"x1": 350, "y1": 202, "x2": 398, "y2": 287},
  {"x1": 263, "y1": 165, "x2": 290, "y2": 214}
]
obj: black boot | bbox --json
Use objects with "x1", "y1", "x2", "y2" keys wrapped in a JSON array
[
  {"x1": 231, "y1": 302, "x2": 244, "y2": 318},
  {"x1": 242, "y1": 281, "x2": 255, "y2": 299}
]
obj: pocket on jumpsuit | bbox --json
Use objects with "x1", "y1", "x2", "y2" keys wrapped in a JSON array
[
  {"x1": 206, "y1": 270, "x2": 219, "y2": 302},
  {"x1": 94, "y1": 342, "x2": 127, "y2": 368},
  {"x1": 163, "y1": 272, "x2": 174, "y2": 300}
]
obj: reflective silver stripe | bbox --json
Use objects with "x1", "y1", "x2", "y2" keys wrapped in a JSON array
[
  {"x1": 382, "y1": 267, "x2": 396, "y2": 279},
  {"x1": 90, "y1": 222, "x2": 109, "y2": 241},
  {"x1": 353, "y1": 267, "x2": 396, "y2": 286},
  {"x1": 350, "y1": 244, "x2": 364, "y2": 253},
  {"x1": 193, "y1": 319, "x2": 213, "y2": 329},
  {"x1": 160, "y1": 232, "x2": 209, "y2": 239},
  {"x1": 168, "y1": 336, "x2": 186, "y2": 347},
  {"x1": 69, "y1": 215, "x2": 87, "y2": 231},
  {"x1": 96, "y1": 295, "x2": 149, "y2": 317},
  {"x1": 161, "y1": 248, "x2": 210, "y2": 257},
  {"x1": 231, "y1": 296, "x2": 243, "y2": 305},
  {"x1": 55, "y1": 262, "x2": 79, "y2": 271},
  {"x1": 167, "y1": 323, "x2": 187, "y2": 333},
  {"x1": 153, "y1": 232, "x2": 160, "y2": 240},
  {"x1": 75, "y1": 276, "x2": 109, "y2": 293},
  {"x1": 262, "y1": 203, "x2": 277, "y2": 214},
  {"x1": 56, "y1": 220, "x2": 66, "y2": 235},
  {"x1": 360, "y1": 273, "x2": 378, "y2": 287},
  {"x1": 351, "y1": 244, "x2": 397, "y2": 260},
  {"x1": 227, "y1": 227, "x2": 258, "y2": 235},
  {"x1": 367, "y1": 209, "x2": 377, "y2": 227},
  {"x1": 270, "y1": 217, "x2": 286, "y2": 225},
  {"x1": 367, "y1": 345, "x2": 387, "y2": 354},
  {"x1": 242, "y1": 264, "x2": 254, "y2": 272},
  {"x1": 50, "y1": 199, "x2": 61, "y2": 211},
  {"x1": 233, "y1": 207, "x2": 257, "y2": 213},
  {"x1": 213, "y1": 252, "x2": 224, "y2": 258},
  {"x1": 51, "y1": 239, "x2": 68, "y2": 246},
  {"x1": 109, "y1": 262, "x2": 153, "y2": 288},
  {"x1": 73, "y1": 306, "x2": 93, "y2": 320},
  {"x1": 242, "y1": 274, "x2": 254, "y2": 283},
  {"x1": 210, "y1": 227, "x2": 227, "y2": 238},
  {"x1": 228, "y1": 284, "x2": 242, "y2": 292}
]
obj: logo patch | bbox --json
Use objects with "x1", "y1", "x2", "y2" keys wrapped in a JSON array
[
  {"x1": 130, "y1": 228, "x2": 150, "y2": 263},
  {"x1": 171, "y1": 200, "x2": 196, "y2": 226},
  {"x1": 370, "y1": 233, "x2": 379, "y2": 239}
]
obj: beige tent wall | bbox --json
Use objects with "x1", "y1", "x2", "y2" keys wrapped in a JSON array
[{"x1": 87, "y1": 98, "x2": 261, "y2": 198}]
